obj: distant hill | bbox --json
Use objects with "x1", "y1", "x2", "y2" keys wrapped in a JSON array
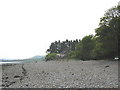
[
  {"x1": 0, "y1": 55, "x2": 45, "y2": 61},
  {"x1": 31, "y1": 55, "x2": 45, "y2": 59},
  {"x1": 0, "y1": 58, "x2": 16, "y2": 60}
]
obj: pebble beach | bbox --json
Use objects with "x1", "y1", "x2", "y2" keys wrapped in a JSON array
[{"x1": 1, "y1": 60, "x2": 118, "y2": 88}]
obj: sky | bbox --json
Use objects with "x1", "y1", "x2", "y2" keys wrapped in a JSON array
[{"x1": 0, "y1": 0, "x2": 119, "y2": 59}]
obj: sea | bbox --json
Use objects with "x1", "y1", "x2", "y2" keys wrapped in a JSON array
[{"x1": 0, "y1": 58, "x2": 45, "y2": 65}]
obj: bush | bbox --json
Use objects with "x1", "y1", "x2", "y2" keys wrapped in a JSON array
[
  {"x1": 45, "y1": 53, "x2": 58, "y2": 61},
  {"x1": 68, "y1": 51, "x2": 80, "y2": 59}
]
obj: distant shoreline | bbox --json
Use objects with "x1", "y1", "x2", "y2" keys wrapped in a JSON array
[
  {"x1": 0, "y1": 58, "x2": 45, "y2": 65},
  {"x1": 0, "y1": 62, "x2": 21, "y2": 65}
]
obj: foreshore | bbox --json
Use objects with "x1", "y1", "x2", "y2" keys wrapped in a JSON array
[{"x1": 1, "y1": 60, "x2": 118, "y2": 88}]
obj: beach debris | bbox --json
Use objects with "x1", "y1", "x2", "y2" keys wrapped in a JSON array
[{"x1": 114, "y1": 57, "x2": 119, "y2": 60}]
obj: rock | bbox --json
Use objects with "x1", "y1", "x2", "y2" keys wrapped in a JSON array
[
  {"x1": 76, "y1": 79, "x2": 78, "y2": 80},
  {"x1": 42, "y1": 71, "x2": 44, "y2": 73},
  {"x1": 5, "y1": 77, "x2": 8, "y2": 79},
  {"x1": 11, "y1": 81, "x2": 16, "y2": 84},
  {"x1": 5, "y1": 83, "x2": 11, "y2": 87},
  {"x1": 14, "y1": 75, "x2": 20, "y2": 78},
  {"x1": 25, "y1": 84, "x2": 28, "y2": 87},
  {"x1": 105, "y1": 65, "x2": 109, "y2": 68},
  {"x1": 2, "y1": 84, "x2": 5, "y2": 87},
  {"x1": 20, "y1": 76, "x2": 23, "y2": 80}
]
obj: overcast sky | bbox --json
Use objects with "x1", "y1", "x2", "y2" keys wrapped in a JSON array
[{"x1": 0, "y1": 0, "x2": 119, "y2": 59}]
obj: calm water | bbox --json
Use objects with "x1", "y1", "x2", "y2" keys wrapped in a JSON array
[{"x1": 0, "y1": 58, "x2": 45, "y2": 65}]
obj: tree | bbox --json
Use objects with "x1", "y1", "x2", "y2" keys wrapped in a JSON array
[
  {"x1": 46, "y1": 5, "x2": 120, "y2": 60},
  {"x1": 94, "y1": 5, "x2": 120, "y2": 59},
  {"x1": 77, "y1": 35, "x2": 95, "y2": 60}
]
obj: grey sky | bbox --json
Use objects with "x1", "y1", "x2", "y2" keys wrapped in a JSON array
[{"x1": 0, "y1": 0, "x2": 119, "y2": 59}]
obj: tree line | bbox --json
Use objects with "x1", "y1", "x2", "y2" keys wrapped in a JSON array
[
  {"x1": 45, "y1": 5, "x2": 120, "y2": 60},
  {"x1": 46, "y1": 39, "x2": 80, "y2": 54}
]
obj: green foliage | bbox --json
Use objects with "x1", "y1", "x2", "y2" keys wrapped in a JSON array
[
  {"x1": 46, "y1": 39, "x2": 80, "y2": 56},
  {"x1": 46, "y1": 5, "x2": 119, "y2": 60},
  {"x1": 76, "y1": 35, "x2": 95, "y2": 60},
  {"x1": 91, "y1": 40, "x2": 105, "y2": 59},
  {"x1": 68, "y1": 51, "x2": 79, "y2": 59},
  {"x1": 94, "y1": 5, "x2": 119, "y2": 59},
  {"x1": 45, "y1": 53, "x2": 58, "y2": 60}
]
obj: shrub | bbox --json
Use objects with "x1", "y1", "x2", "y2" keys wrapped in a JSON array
[{"x1": 45, "y1": 53, "x2": 58, "y2": 61}]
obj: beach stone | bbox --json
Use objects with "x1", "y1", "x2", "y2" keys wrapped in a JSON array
[
  {"x1": 41, "y1": 71, "x2": 44, "y2": 73},
  {"x1": 5, "y1": 77, "x2": 8, "y2": 79},
  {"x1": 14, "y1": 75, "x2": 20, "y2": 78},
  {"x1": 105, "y1": 65, "x2": 109, "y2": 67},
  {"x1": 25, "y1": 84, "x2": 28, "y2": 87},
  {"x1": 2, "y1": 84, "x2": 5, "y2": 87},
  {"x1": 72, "y1": 73, "x2": 74, "y2": 75},
  {"x1": 10, "y1": 81, "x2": 16, "y2": 84},
  {"x1": 2, "y1": 60, "x2": 118, "y2": 88}
]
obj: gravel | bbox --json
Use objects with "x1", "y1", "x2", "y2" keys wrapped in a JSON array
[{"x1": 1, "y1": 60, "x2": 118, "y2": 88}]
